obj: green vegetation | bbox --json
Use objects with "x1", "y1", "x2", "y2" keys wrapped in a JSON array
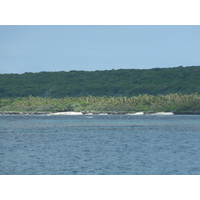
[
  {"x1": 0, "y1": 66, "x2": 200, "y2": 98},
  {"x1": 1, "y1": 93, "x2": 200, "y2": 114},
  {"x1": 0, "y1": 66, "x2": 200, "y2": 114}
]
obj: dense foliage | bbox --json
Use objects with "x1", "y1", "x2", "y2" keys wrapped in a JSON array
[
  {"x1": 1, "y1": 93, "x2": 200, "y2": 114},
  {"x1": 0, "y1": 66, "x2": 200, "y2": 98}
]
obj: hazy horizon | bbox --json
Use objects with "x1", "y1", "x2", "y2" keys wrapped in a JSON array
[
  {"x1": 0, "y1": 64, "x2": 197, "y2": 75},
  {"x1": 1, "y1": 25, "x2": 200, "y2": 74}
]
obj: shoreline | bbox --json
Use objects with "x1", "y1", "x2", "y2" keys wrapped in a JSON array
[{"x1": 0, "y1": 111, "x2": 200, "y2": 115}]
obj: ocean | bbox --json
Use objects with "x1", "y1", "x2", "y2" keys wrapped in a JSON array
[{"x1": 0, "y1": 114, "x2": 200, "y2": 175}]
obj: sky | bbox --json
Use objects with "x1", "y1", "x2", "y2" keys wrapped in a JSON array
[{"x1": 0, "y1": 25, "x2": 200, "y2": 74}]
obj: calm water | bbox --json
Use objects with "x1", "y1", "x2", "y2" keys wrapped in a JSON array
[{"x1": 0, "y1": 114, "x2": 200, "y2": 175}]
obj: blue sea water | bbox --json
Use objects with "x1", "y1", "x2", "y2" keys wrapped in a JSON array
[{"x1": 0, "y1": 114, "x2": 200, "y2": 175}]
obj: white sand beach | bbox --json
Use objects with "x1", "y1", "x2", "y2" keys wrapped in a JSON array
[
  {"x1": 49, "y1": 112, "x2": 83, "y2": 115},
  {"x1": 126, "y1": 112, "x2": 144, "y2": 115},
  {"x1": 151, "y1": 112, "x2": 174, "y2": 115}
]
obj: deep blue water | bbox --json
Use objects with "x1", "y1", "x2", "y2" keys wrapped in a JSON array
[{"x1": 0, "y1": 114, "x2": 200, "y2": 175}]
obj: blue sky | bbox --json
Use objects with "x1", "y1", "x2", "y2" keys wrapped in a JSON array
[{"x1": 0, "y1": 25, "x2": 200, "y2": 74}]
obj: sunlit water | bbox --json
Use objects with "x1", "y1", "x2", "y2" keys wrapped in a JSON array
[{"x1": 0, "y1": 114, "x2": 200, "y2": 175}]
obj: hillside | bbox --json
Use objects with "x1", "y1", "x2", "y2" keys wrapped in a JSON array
[{"x1": 0, "y1": 66, "x2": 200, "y2": 98}]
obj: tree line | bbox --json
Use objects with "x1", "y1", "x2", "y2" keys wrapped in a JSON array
[
  {"x1": 1, "y1": 93, "x2": 200, "y2": 114},
  {"x1": 0, "y1": 66, "x2": 200, "y2": 98}
]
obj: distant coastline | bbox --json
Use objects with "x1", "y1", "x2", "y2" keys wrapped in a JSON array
[
  {"x1": 1, "y1": 93, "x2": 200, "y2": 115},
  {"x1": 1, "y1": 66, "x2": 200, "y2": 115},
  {"x1": 1, "y1": 111, "x2": 200, "y2": 115}
]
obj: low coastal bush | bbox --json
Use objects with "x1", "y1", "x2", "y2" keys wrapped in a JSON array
[{"x1": 0, "y1": 93, "x2": 200, "y2": 114}]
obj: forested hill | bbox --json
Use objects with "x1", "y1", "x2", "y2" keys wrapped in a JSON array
[{"x1": 0, "y1": 66, "x2": 200, "y2": 98}]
